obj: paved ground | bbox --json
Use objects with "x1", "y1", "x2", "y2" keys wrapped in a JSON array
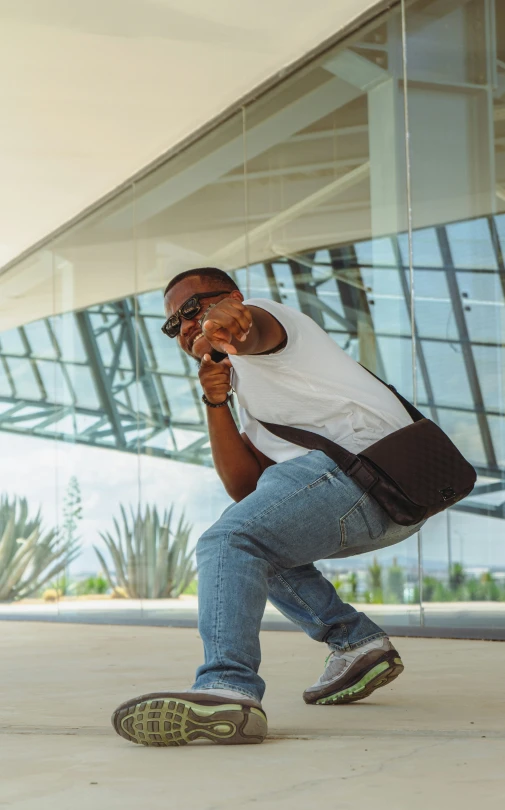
[{"x1": 1, "y1": 622, "x2": 504, "y2": 809}]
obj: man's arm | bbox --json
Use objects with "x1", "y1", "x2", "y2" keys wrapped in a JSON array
[
  {"x1": 207, "y1": 406, "x2": 275, "y2": 501},
  {"x1": 202, "y1": 300, "x2": 286, "y2": 356},
  {"x1": 198, "y1": 353, "x2": 275, "y2": 501}
]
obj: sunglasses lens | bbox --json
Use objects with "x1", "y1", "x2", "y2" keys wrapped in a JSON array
[
  {"x1": 180, "y1": 297, "x2": 200, "y2": 319},
  {"x1": 163, "y1": 295, "x2": 206, "y2": 338},
  {"x1": 165, "y1": 318, "x2": 180, "y2": 338}
]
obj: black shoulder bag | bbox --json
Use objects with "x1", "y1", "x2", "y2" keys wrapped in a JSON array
[{"x1": 258, "y1": 375, "x2": 476, "y2": 527}]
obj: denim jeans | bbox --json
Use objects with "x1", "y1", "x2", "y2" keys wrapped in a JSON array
[{"x1": 193, "y1": 450, "x2": 423, "y2": 702}]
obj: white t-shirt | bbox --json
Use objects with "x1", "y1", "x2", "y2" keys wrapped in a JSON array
[{"x1": 229, "y1": 298, "x2": 412, "y2": 463}]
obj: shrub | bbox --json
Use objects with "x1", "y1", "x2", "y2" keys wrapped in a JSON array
[
  {"x1": 94, "y1": 504, "x2": 195, "y2": 599},
  {"x1": 0, "y1": 495, "x2": 80, "y2": 602},
  {"x1": 76, "y1": 575, "x2": 109, "y2": 596},
  {"x1": 386, "y1": 558, "x2": 405, "y2": 603}
]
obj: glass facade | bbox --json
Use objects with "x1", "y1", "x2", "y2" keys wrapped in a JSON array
[{"x1": 0, "y1": 0, "x2": 504, "y2": 636}]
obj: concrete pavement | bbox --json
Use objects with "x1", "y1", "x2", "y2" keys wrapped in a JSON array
[{"x1": 1, "y1": 622, "x2": 504, "y2": 809}]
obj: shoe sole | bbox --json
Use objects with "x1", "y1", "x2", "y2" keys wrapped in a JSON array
[
  {"x1": 112, "y1": 697, "x2": 267, "y2": 747},
  {"x1": 314, "y1": 655, "x2": 404, "y2": 705}
]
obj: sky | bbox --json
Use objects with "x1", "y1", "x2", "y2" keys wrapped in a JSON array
[{"x1": 1, "y1": 431, "x2": 504, "y2": 578}]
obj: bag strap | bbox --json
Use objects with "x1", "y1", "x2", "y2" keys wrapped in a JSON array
[
  {"x1": 258, "y1": 367, "x2": 425, "y2": 474},
  {"x1": 258, "y1": 419, "x2": 357, "y2": 473},
  {"x1": 360, "y1": 366, "x2": 425, "y2": 423}
]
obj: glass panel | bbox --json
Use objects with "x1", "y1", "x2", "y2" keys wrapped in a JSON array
[
  {"x1": 0, "y1": 248, "x2": 61, "y2": 619},
  {"x1": 48, "y1": 187, "x2": 142, "y2": 621},
  {"x1": 0, "y1": 328, "x2": 25, "y2": 355},
  {"x1": 143, "y1": 316, "x2": 187, "y2": 374},
  {"x1": 22, "y1": 320, "x2": 57, "y2": 359},
  {"x1": 406, "y1": 0, "x2": 505, "y2": 633},
  {"x1": 421, "y1": 340, "x2": 474, "y2": 409},
  {"x1": 2, "y1": 0, "x2": 503, "y2": 640},
  {"x1": 7, "y1": 358, "x2": 41, "y2": 400},
  {"x1": 36, "y1": 361, "x2": 74, "y2": 407},
  {"x1": 473, "y1": 346, "x2": 505, "y2": 411},
  {"x1": 242, "y1": 5, "x2": 421, "y2": 630},
  {"x1": 132, "y1": 116, "x2": 248, "y2": 620},
  {"x1": 0, "y1": 360, "x2": 12, "y2": 396}
]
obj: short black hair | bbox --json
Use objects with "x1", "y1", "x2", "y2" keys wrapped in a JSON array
[{"x1": 164, "y1": 267, "x2": 239, "y2": 297}]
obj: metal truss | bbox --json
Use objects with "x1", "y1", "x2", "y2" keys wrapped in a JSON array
[
  {"x1": 0, "y1": 214, "x2": 504, "y2": 516},
  {"x1": 0, "y1": 299, "x2": 212, "y2": 466}
]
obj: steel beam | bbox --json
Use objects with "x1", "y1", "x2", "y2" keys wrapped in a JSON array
[
  {"x1": 75, "y1": 310, "x2": 127, "y2": 448},
  {"x1": 436, "y1": 226, "x2": 498, "y2": 471}
]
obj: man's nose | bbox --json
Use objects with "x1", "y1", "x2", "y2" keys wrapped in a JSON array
[{"x1": 180, "y1": 316, "x2": 198, "y2": 338}]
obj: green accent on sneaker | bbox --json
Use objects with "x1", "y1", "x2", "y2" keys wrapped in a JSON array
[
  {"x1": 113, "y1": 697, "x2": 267, "y2": 747},
  {"x1": 315, "y1": 661, "x2": 390, "y2": 705}
]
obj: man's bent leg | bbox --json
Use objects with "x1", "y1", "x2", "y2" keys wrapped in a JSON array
[
  {"x1": 267, "y1": 564, "x2": 385, "y2": 649},
  {"x1": 192, "y1": 450, "x2": 404, "y2": 702}
]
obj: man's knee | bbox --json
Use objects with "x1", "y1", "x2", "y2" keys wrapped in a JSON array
[{"x1": 197, "y1": 517, "x2": 273, "y2": 569}]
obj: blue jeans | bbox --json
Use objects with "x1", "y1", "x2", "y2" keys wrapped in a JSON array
[{"x1": 193, "y1": 450, "x2": 422, "y2": 702}]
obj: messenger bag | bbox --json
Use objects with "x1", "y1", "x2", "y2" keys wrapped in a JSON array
[{"x1": 259, "y1": 375, "x2": 476, "y2": 527}]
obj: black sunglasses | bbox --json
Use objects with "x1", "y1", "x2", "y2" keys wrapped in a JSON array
[{"x1": 161, "y1": 290, "x2": 230, "y2": 338}]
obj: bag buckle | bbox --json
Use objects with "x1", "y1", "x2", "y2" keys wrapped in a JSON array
[
  {"x1": 346, "y1": 458, "x2": 362, "y2": 477},
  {"x1": 440, "y1": 486, "x2": 456, "y2": 502}
]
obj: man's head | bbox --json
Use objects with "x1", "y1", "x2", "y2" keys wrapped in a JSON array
[{"x1": 163, "y1": 267, "x2": 242, "y2": 359}]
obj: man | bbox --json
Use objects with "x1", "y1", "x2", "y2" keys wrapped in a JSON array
[{"x1": 112, "y1": 267, "x2": 423, "y2": 747}]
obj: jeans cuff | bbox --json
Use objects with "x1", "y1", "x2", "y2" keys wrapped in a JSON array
[
  {"x1": 328, "y1": 631, "x2": 387, "y2": 652},
  {"x1": 193, "y1": 682, "x2": 260, "y2": 701}
]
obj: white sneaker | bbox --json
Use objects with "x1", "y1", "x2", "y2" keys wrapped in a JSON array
[
  {"x1": 112, "y1": 689, "x2": 266, "y2": 746},
  {"x1": 303, "y1": 637, "x2": 404, "y2": 705}
]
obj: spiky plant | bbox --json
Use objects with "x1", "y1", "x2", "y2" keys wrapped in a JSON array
[
  {"x1": 94, "y1": 504, "x2": 196, "y2": 599},
  {"x1": 0, "y1": 495, "x2": 81, "y2": 601}
]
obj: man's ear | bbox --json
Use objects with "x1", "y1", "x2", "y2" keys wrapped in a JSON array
[{"x1": 229, "y1": 290, "x2": 244, "y2": 303}]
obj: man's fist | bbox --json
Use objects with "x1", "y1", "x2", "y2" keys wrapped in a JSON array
[
  {"x1": 201, "y1": 300, "x2": 253, "y2": 355},
  {"x1": 198, "y1": 354, "x2": 233, "y2": 405}
]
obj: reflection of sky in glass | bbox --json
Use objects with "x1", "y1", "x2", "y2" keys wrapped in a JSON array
[
  {"x1": 23, "y1": 321, "x2": 56, "y2": 359},
  {"x1": 448, "y1": 219, "x2": 497, "y2": 270},
  {"x1": 456, "y1": 270, "x2": 502, "y2": 303},
  {"x1": 355, "y1": 237, "x2": 396, "y2": 268},
  {"x1": 464, "y1": 303, "x2": 504, "y2": 344},
  {"x1": 234, "y1": 264, "x2": 271, "y2": 298},
  {"x1": 473, "y1": 346, "x2": 505, "y2": 412},
  {"x1": 370, "y1": 296, "x2": 410, "y2": 336},
  {"x1": 422, "y1": 341, "x2": 474, "y2": 408},
  {"x1": 144, "y1": 317, "x2": 187, "y2": 374},
  {"x1": 375, "y1": 335, "x2": 428, "y2": 402},
  {"x1": 411, "y1": 268, "x2": 449, "y2": 298},
  {"x1": 162, "y1": 377, "x2": 200, "y2": 423},
  {"x1": 488, "y1": 415, "x2": 505, "y2": 466},
  {"x1": 404, "y1": 228, "x2": 443, "y2": 268},
  {"x1": 271, "y1": 263, "x2": 300, "y2": 310},
  {"x1": 437, "y1": 409, "x2": 486, "y2": 465},
  {"x1": 7, "y1": 359, "x2": 41, "y2": 399},
  {"x1": 415, "y1": 299, "x2": 458, "y2": 341},
  {"x1": 138, "y1": 290, "x2": 164, "y2": 315},
  {"x1": 0, "y1": 362, "x2": 12, "y2": 396},
  {"x1": 0, "y1": 328, "x2": 25, "y2": 355},
  {"x1": 37, "y1": 360, "x2": 73, "y2": 405},
  {"x1": 51, "y1": 314, "x2": 87, "y2": 363}
]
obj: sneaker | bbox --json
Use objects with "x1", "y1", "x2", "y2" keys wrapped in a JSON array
[
  {"x1": 112, "y1": 690, "x2": 267, "y2": 747},
  {"x1": 303, "y1": 637, "x2": 404, "y2": 705}
]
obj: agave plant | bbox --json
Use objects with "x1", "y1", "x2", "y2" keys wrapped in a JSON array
[
  {"x1": 94, "y1": 504, "x2": 196, "y2": 599},
  {"x1": 0, "y1": 495, "x2": 81, "y2": 601}
]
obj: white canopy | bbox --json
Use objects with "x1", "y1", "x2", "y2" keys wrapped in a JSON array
[{"x1": 0, "y1": 0, "x2": 383, "y2": 269}]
